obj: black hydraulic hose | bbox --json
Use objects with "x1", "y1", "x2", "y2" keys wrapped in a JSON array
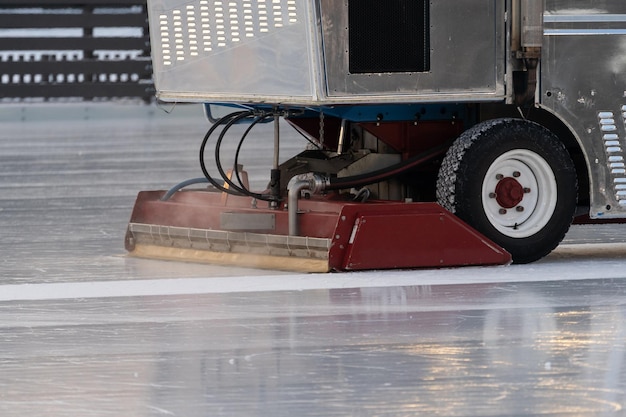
[
  {"x1": 233, "y1": 113, "x2": 274, "y2": 198},
  {"x1": 213, "y1": 110, "x2": 255, "y2": 193},
  {"x1": 160, "y1": 177, "x2": 209, "y2": 201},
  {"x1": 199, "y1": 110, "x2": 252, "y2": 196},
  {"x1": 326, "y1": 144, "x2": 450, "y2": 191},
  {"x1": 166, "y1": 110, "x2": 261, "y2": 202},
  {"x1": 214, "y1": 111, "x2": 275, "y2": 201}
]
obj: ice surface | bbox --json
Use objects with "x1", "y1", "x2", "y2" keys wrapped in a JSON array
[{"x1": 1, "y1": 103, "x2": 626, "y2": 416}]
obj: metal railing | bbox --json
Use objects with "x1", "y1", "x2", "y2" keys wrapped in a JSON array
[{"x1": 0, "y1": 0, "x2": 154, "y2": 102}]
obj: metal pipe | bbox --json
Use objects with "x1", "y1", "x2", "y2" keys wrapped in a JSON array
[
  {"x1": 518, "y1": 57, "x2": 539, "y2": 106},
  {"x1": 337, "y1": 118, "x2": 348, "y2": 155},
  {"x1": 270, "y1": 111, "x2": 282, "y2": 205},
  {"x1": 273, "y1": 111, "x2": 280, "y2": 169},
  {"x1": 160, "y1": 177, "x2": 209, "y2": 201},
  {"x1": 520, "y1": 0, "x2": 543, "y2": 49},
  {"x1": 287, "y1": 174, "x2": 328, "y2": 236},
  {"x1": 511, "y1": 0, "x2": 521, "y2": 52}
]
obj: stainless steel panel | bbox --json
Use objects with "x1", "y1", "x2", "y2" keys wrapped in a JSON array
[
  {"x1": 321, "y1": 0, "x2": 506, "y2": 102},
  {"x1": 546, "y1": 0, "x2": 626, "y2": 15},
  {"x1": 148, "y1": 0, "x2": 320, "y2": 103},
  {"x1": 541, "y1": 1, "x2": 626, "y2": 218},
  {"x1": 149, "y1": 0, "x2": 506, "y2": 105}
]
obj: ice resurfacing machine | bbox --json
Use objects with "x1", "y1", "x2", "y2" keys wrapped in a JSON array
[{"x1": 126, "y1": 0, "x2": 626, "y2": 271}]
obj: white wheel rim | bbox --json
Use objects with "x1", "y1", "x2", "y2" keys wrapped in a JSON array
[{"x1": 481, "y1": 149, "x2": 557, "y2": 238}]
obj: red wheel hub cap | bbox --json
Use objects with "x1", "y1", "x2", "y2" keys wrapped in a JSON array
[{"x1": 495, "y1": 177, "x2": 524, "y2": 208}]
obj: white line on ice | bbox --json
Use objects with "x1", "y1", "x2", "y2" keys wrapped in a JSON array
[{"x1": 1, "y1": 244, "x2": 626, "y2": 301}]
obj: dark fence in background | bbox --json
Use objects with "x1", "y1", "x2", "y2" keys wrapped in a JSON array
[{"x1": 0, "y1": 0, "x2": 154, "y2": 102}]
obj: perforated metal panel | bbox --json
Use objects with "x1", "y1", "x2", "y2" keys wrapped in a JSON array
[
  {"x1": 157, "y1": 0, "x2": 299, "y2": 67},
  {"x1": 148, "y1": 0, "x2": 316, "y2": 102}
]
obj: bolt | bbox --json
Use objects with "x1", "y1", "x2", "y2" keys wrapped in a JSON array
[
  {"x1": 524, "y1": 187, "x2": 531, "y2": 193},
  {"x1": 516, "y1": 206, "x2": 524, "y2": 212},
  {"x1": 489, "y1": 192, "x2": 496, "y2": 198},
  {"x1": 499, "y1": 208, "x2": 507, "y2": 215},
  {"x1": 513, "y1": 171, "x2": 521, "y2": 178},
  {"x1": 496, "y1": 173, "x2": 504, "y2": 180}
]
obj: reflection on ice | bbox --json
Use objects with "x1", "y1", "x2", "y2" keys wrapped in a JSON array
[
  {"x1": 2, "y1": 105, "x2": 626, "y2": 416},
  {"x1": 6, "y1": 280, "x2": 626, "y2": 416}
]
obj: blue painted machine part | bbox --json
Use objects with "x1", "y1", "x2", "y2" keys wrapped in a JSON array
[{"x1": 204, "y1": 103, "x2": 470, "y2": 124}]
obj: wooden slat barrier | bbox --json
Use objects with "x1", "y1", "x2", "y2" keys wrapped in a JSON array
[{"x1": 0, "y1": 0, "x2": 154, "y2": 102}]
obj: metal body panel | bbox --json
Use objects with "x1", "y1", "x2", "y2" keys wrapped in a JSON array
[
  {"x1": 148, "y1": 0, "x2": 506, "y2": 104},
  {"x1": 148, "y1": 0, "x2": 320, "y2": 103},
  {"x1": 320, "y1": 0, "x2": 505, "y2": 101},
  {"x1": 336, "y1": 207, "x2": 511, "y2": 270},
  {"x1": 541, "y1": 0, "x2": 626, "y2": 218}
]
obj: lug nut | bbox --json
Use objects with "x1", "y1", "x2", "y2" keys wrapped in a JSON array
[
  {"x1": 513, "y1": 171, "x2": 521, "y2": 178},
  {"x1": 516, "y1": 206, "x2": 524, "y2": 212},
  {"x1": 523, "y1": 187, "x2": 531, "y2": 193},
  {"x1": 496, "y1": 174, "x2": 504, "y2": 180},
  {"x1": 489, "y1": 192, "x2": 496, "y2": 198},
  {"x1": 499, "y1": 208, "x2": 507, "y2": 215}
]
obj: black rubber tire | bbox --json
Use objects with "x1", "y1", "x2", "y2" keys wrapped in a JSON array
[{"x1": 436, "y1": 118, "x2": 578, "y2": 264}]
